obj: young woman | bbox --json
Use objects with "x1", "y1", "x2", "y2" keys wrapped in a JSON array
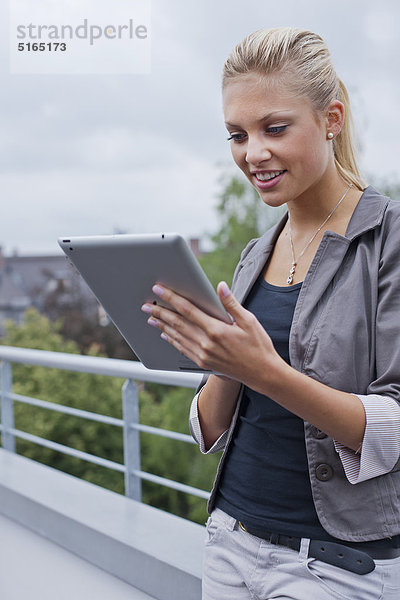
[{"x1": 141, "y1": 27, "x2": 400, "y2": 599}]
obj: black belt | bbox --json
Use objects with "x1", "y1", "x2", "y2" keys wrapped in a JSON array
[{"x1": 238, "y1": 522, "x2": 400, "y2": 575}]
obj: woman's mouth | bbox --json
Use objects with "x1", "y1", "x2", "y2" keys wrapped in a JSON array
[{"x1": 253, "y1": 170, "x2": 286, "y2": 189}]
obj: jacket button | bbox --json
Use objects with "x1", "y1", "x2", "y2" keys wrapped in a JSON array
[
  {"x1": 310, "y1": 426, "x2": 328, "y2": 439},
  {"x1": 316, "y1": 464, "x2": 333, "y2": 481}
]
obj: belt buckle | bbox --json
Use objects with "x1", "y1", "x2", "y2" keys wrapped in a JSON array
[{"x1": 239, "y1": 521, "x2": 247, "y2": 532}]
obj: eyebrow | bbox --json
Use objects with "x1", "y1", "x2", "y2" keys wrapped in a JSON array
[{"x1": 225, "y1": 111, "x2": 294, "y2": 128}]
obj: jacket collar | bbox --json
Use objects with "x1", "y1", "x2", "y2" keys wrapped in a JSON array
[
  {"x1": 233, "y1": 185, "x2": 389, "y2": 305},
  {"x1": 241, "y1": 185, "x2": 389, "y2": 267},
  {"x1": 345, "y1": 185, "x2": 389, "y2": 240}
]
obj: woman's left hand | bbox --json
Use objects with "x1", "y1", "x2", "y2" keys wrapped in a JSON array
[{"x1": 141, "y1": 281, "x2": 283, "y2": 390}]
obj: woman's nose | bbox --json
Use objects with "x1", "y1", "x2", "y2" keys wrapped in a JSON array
[{"x1": 245, "y1": 136, "x2": 272, "y2": 165}]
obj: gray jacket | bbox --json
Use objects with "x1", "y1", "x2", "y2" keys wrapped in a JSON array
[{"x1": 195, "y1": 186, "x2": 400, "y2": 542}]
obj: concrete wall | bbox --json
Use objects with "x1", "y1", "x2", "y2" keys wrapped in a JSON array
[{"x1": 0, "y1": 450, "x2": 204, "y2": 600}]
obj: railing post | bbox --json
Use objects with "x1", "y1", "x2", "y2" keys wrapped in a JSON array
[
  {"x1": 122, "y1": 378, "x2": 142, "y2": 501},
  {"x1": 1, "y1": 361, "x2": 16, "y2": 452}
]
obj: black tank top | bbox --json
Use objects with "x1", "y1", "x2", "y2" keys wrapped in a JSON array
[{"x1": 215, "y1": 274, "x2": 400, "y2": 547}]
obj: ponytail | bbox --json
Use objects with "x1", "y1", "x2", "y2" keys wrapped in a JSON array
[{"x1": 333, "y1": 79, "x2": 366, "y2": 189}]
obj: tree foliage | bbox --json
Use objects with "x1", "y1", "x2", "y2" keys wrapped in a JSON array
[
  {"x1": 2, "y1": 308, "x2": 125, "y2": 491},
  {"x1": 139, "y1": 383, "x2": 219, "y2": 524},
  {"x1": 199, "y1": 171, "x2": 285, "y2": 287}
]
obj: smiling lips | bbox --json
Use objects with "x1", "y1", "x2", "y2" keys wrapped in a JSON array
[
  {"x1": 252, "y1": 169, "x2": 286, "y2": 189},
  {"x1": 254, "y1": 169, "x2": 286, "y2": 181}
]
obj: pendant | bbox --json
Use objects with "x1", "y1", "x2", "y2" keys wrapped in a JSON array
[{"x1": 287, "y1": 262, "x2": 296, "y2": 285}]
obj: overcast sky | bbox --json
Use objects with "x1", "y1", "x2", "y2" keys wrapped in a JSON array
[{"x1": 1, "y1": 0, "x2": 399, "y2": 255}]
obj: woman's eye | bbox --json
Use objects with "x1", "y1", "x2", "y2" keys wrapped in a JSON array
[
  {"x1": 266, "y1": 125, "x2": 287, "y2": 135},
  {"x1": 227, "y1": 125, "x2": 287, "y2": 143},
  {"x1": 226, "y1": 133, "x2": 246, "y2": 143}
]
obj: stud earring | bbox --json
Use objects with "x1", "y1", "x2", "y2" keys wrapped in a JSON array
[{"x1": 327, "y1": 132, "x2": 334, "y2": 139}]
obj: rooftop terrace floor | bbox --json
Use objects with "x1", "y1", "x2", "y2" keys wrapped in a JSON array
[
  {"x1": 0, "y1": 513, "x2": 155, "y2": 600},
  {"x1": 0, "y1": 449, "x2": 203, "y2": 600}
]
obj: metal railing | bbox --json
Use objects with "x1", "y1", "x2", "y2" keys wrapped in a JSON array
[{"x1": 0, "y1": 346, "x2": 208, "y2": 502}]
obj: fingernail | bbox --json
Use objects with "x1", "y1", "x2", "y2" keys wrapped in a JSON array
[
  {"x1": 152, "y1": 285, "x2": 164, "y2": 297},
  {"x1": 147, "y1": 317, "x2": 159, "y2": 328},
  {"x1": 219, "y1": 282, "x2": 230, "y2": 297},
  {"x1": 161, "y1": 333, "x2": 168, "y2": 341},
  {"x1": 141, "y1": 304, "x2": 153, "y2": 314}
]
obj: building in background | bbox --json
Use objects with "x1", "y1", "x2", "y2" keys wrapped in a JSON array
[
  {"x1": 0, "y1": 246, "x2": 98, "y2": 336},
  {"x1": 0, "y1": 239, "x2": 203, "y2": 345}
]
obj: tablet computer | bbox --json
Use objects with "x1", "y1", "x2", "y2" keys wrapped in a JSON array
[{"x1": 58, "y1": 233, "x2": 230, "y2": 372}]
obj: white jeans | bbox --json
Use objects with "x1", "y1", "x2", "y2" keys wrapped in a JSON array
[{"x1": 202, "y1": 508, "x2": 400, "y2": 600}]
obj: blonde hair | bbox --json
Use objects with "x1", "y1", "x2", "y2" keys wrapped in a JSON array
[{"x1": 223, "y1": 27, "x2": 366, "y2": 190}]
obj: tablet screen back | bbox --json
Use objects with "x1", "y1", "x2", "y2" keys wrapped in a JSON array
[{"x1": 58, "y1": 233, "x2": 230, "y2": 372}]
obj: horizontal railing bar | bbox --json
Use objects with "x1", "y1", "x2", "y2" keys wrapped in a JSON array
[
  {"x1": 0, "y1": 346, "x2": 203, "y2": 388},
  {"x1": 0, "y1": 425, "x2": 210, "y2": 500},
  {"x1": 8, "y1": 392, "x2": 124, "y2": 427},
  {"x1": 133, "y1": 469, "x2": 210, "y2": 500},
  {"x1": 131, "y1": 423, "x2": 197, "y2": 444},
  {"x1": 7, "y1": 428, "x2": 126, "y2": 472},
  {"x1": 0, "y1": 424, "x2": 209, "y2": 499},
  {"x1": 0, "y1": 347, "x2": 209, "y2": 504}
]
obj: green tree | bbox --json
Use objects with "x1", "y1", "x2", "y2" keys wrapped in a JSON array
[
  {"x1": 199, "y1": 171, "x2": 285, "y2": 287},
  {"x1": 1, "y1": 308, "x2": 126, "y2": 492}
]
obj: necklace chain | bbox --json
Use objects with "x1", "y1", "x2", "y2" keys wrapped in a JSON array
[{"x1": 287, "y1": 183, "x2": 353, "y2": 285}]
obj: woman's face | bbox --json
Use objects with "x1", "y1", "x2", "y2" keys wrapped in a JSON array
[{"x1": 222, "y1": 73, "x2": 337, "y2": 207}]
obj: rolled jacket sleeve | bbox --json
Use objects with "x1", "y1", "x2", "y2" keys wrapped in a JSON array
[
  {"x1": 334, "y1": 394, "x2": 400, "y2": 484},
  {"x1": 189, "y1": 392, "x2": 229, "y2": 454},
  {"x1": 335, "y1": 209, "x2": 400, "y2": 483}
]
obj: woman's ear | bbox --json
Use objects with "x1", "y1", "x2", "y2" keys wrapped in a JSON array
[{"x1": 326, "y1": 99, "x2": 345, "y2": 138}]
